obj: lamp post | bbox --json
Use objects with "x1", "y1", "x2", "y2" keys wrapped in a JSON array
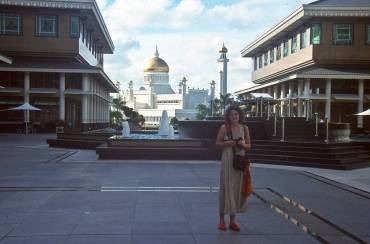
[{"x1": 314, "y1": 112, "x2": 318, "y2": 137}]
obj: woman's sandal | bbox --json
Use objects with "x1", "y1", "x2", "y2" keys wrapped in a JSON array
[
  {"x1": 218, "y1": 222, "x2": 227, "y2": 230},
  {"x1": 229, "y1": 222, "x2": 240, "y2": 231}
]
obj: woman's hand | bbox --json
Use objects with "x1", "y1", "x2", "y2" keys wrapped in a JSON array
[
  {"x1": 237, "y1": 140, "x2": 245, "y2": 149},
  {"x1": 226, "y1": 140, "x2": 237, "y2": 147}
]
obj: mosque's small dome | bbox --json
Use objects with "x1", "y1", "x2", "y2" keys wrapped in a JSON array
[{"x1": 219, "y1": 43, "x2": 228, "y2": 53}]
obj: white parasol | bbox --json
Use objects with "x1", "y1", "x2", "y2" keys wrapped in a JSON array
[
  {"x1": 6, "y1": 103, "x2": 41, "y2": 133},
  {"x1": 348, "y1": 108, "x2": 370, "y2": 116}
]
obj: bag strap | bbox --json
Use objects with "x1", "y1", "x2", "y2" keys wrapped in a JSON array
[{"x1": 225, "y1": 123, "x2": 237, "y2": 156}]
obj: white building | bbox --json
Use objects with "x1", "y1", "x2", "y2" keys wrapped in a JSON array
[{"x1": 120, "y1": 46, "x2": 227, "y2": 127}]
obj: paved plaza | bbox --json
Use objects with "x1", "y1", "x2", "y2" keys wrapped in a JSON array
[{"x1": 0, "y1": 133, "x2": 369, "y2": 244}]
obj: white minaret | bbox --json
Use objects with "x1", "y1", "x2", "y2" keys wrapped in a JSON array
[
  {"x1": 210, "y1": 80, "x2": 216, "y2": 101},
  {"x1": 180, "y1": 77, "x2": 187, "y2": 109},
  {"x1": 217, "y1": 43, "x2": 229, "y2": 97},
  {"x1": 128, "y1": 80, "x2": 134, "y2": 102}
]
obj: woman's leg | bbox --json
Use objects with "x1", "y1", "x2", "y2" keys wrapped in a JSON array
[
  {"x1": 229, "y1": 214, "x2": 240, "y2": 231},
  {"x1": 219, "y1": 212, "x2": 225, "y2": 223},
  {"x1": 218, "y1": 212, "x2": 227, "y2": 230},
  {"x1": 230, "y1": 214, "x2": 236, "y2": 224}
]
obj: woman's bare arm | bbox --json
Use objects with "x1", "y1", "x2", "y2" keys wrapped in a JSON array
[{"x1": 216, "y1": 125, "x2": 236, "y2": 149}]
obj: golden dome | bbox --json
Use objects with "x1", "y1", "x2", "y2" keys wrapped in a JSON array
[
  {"x1": 143, "y1": 46, "x2": 169, "y2": 73},
  {"x1": 143, "y1": 57, "x2": 169, "y2": 73},
  {"x1": 219, "y1": 43, "x2": 228, "y2": 53}
]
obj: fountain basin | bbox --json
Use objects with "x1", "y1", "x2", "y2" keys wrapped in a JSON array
[
  {"x1": 318, "y1": 122, "x2": 350, "y2": 142},
  {"x1": 97, "y1": 137, "x2": 221, "y2": 160}
]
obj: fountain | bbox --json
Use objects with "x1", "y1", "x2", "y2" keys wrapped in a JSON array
[
  {"x1": 122, "y1": 121, "x2": 131, "y2": 137},
  {"x1": 168, "y1": 125, "x2": 174, "y2": 139},
  {"x1": 158, "y1": 110, "x2": 170, "y2": 136}
]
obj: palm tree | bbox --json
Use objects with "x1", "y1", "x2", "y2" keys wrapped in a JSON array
[
  {"x1": 111, "y1": 97, "x2": 126, "y2": 125},
  {"x1": 219, "y1": 93, "x2": 233, "y2": 115},
  {"x1": 212, "y1": 98, "x2": 221, "y2": 115},
  {"x1": 195, "y1": 103, "x2": 209, "y2": 120}
]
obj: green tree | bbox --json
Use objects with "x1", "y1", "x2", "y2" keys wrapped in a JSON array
[
  {"x1": 122, "y1": 106, "x2": 143, "y2": 126},
  {"x1": 219, "y1": 93, "x2": 234, "y2": 115},
  {"x1": 209, "y1": 99, "x2": 222, "y2": 116},
  {"x1": 195, "y1": 103, "x2": 209, "y2": 120},
  {"x1": 138, "y1": 114, "x2": 146, "y2": 126},
  {"x1": 111, "y1": 97, "x2": 126, "y2": 124},
  {"x1": 170, "y1": 117, "x2": 179, "y2": 125},
  {"x1": 235, "y1": 95, "x2": 245, "y2": 103}
]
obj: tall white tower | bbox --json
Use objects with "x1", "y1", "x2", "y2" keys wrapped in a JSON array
[
  {"x1": 217, "y1": 43, "x2": 229, "y2": 97},
  {"x1": 210, "y1": 80, "x2": 216, "y2": 101}
]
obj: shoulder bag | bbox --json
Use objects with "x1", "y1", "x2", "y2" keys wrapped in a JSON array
[{"x1": 225, "y1": 124, "x2": 250, "y2": 171}]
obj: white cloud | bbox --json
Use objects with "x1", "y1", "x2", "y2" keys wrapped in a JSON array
[
  {"x1": 100, "y1": 0, "x2": 313, "y2": 95},
  {"x1": 95, "y1": 0, "x2": 107, "y2": 10}
]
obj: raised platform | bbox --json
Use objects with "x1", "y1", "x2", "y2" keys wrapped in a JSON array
[
  {"x1": 46, "y1": 127, "x2": 370, "y2": 170},
  {"x1": 249, "y1": 140, "x2": 370, "y2": 170}
]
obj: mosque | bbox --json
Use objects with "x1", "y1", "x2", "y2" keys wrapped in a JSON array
[{"x1": 120, "y1": 45, "x2": 229, "y2": 127}]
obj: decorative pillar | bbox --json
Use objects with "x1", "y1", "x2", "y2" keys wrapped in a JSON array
[
  {"x1": 325, "y1": 78, "x2": 331, "y2": 122},
  {"x1": 89, "y1": 78, "x2": 94, "y2": 124},
  {"x1": 24, "y1": 72, "x2": 30, "y2": 124},
  {"x1": 358, "y1": 79, "x2": 364, "y2": 133},
  {"x1": 96, "y1": 84, "x2": 100, "y2": 125},
  {"x1": 59, "y1": 73, "x2": 65, "y2": 121},
  {"x1": 280, "y1": 84, "x2": 286, "y2": 116},
  {"x1": 93, "y1": 80, "x2": 97, "y2": 125},
  {"x1": 304, "y1": 78, "x2": 310, "y2": 117},
  {"x1": 273, "y1": 85, "x2": 278, "y2": 113},
  {"x1": 297, "y1": 80, "x2": 303, "y2": 117},
  {"x1": 81, "y1": 74, "x2": 89, "y2": 132},
  {"x1": 288, "y1": 82, "x2": 293, "y2": 117},
  {"x1": 267, "y1": 87, "x2": 272, "y2": 96}
]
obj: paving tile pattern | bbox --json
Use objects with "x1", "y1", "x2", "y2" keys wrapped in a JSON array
[{"x1": 0, "y1": 134, "x2": 369, "y2": 243}]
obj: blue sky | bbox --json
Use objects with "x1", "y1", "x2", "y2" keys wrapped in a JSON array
[{"x1": 97, "y1": 0, "x2": 309, "y2": 95}]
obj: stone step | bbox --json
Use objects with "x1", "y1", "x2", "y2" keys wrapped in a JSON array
[
  {"x1": 249, "y1": 148, "x2": 367, "y2": 159},
  {"x1": 251, "y1": 143, "x2": 363, "y2": 153}
]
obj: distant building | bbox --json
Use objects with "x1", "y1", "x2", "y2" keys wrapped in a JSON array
[
  {"x1": 121, "y1": 46, "x2": 224, "y2": 127},
  {"x1": 236, "y1": 0, "x2": 370, "y2": 133},
  {"x1": 0, "y1": 0, "x2": 118, "y2": 132}
]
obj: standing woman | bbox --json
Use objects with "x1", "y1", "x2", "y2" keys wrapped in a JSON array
[{"x1": 216, "y1": 105, "x2": 251, "y2": 231}]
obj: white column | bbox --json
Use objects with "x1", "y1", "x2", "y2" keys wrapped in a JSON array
[
  {"x1": 280, "y1": 84, "x2": 286, "y2": 116},
  {"x1": 218, "y1": 71, "x2": 223, "y2": 97},
  {"x1": 89, "y1": 78, "x2": 94, "y2": 124},
  {"x1": 91, "y1": 80, "x2": 96, "y2": 124},
  {"x1": 82, "y1": 74, "x2": 89, "y2": 124},
  {"x1": 273, "y1": 85, "x2": 278, "y2": 113},
  {"x1": 297, "y1": 80, "x2": 303, "y2": 117},
  {"x1": 267, "y1": 87, "x2": 272, "y2": 96},
  {"x1": 304, "y1": 78, "x2": 310, "y2": 117},
  {"x1": 59, "y1": 73, "x2": 65, "y2": 120},
  {"x1": 105, "y1": 90, "x2": 109, "y2": 124},
  {"x1": 325, "y1": 78, "x2": 331, "y2": 122},
  {"x1": 358, "y1": 79, "x2": 364, "y2": 132},
  {"x1": 24, "y1": 72, "x2": 30, "y2": 123},
  {"x1": 94, "y1": 82, "x2": 98, "y2": 124},
  {"x1": 98, "y1": 85, "x2": 102, "y2": 124},
  {"x1": 288, "y1": 82, "x2": 294, "y2": 117}
]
